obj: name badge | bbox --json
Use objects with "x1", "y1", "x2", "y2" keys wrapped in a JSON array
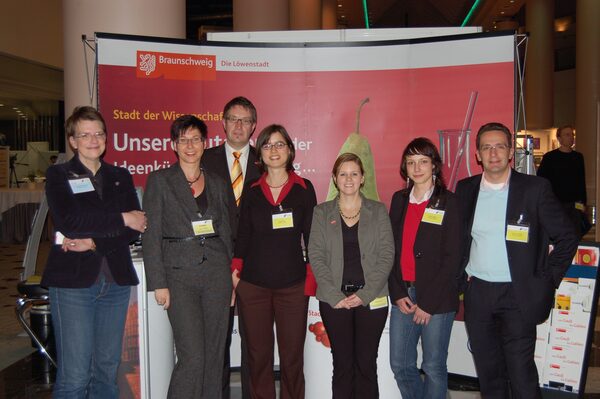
[
  {"x1": 575, "y1": 202, "x2": 585, "y2": 211},
  {"x1": 68, "y1": 178, "x2": 95, "y2": 194},
  {"x1": 192, "y1": 219, "x2": 215, "y2": 236},
  {"x1": 369, "y1": 296, "x2": 388, "y2": 310},
  {"x1": 54, "y1": 231, "x2": 65, "y2": 245},
  {"x1": 422, "y1": 208, "x2": 445, "y2": 225},
  {"x1": 272, "y1": 208, "x2": 294, "y2": 230},
  {"x1": 506, "y1": 223, "x2": 529, "y2": 243}
]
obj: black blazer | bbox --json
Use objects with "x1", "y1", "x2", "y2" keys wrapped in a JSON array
[
  {"x1": 456, "y1": 171, "x2": 579, "y2": 324},
  {"x1": 202, "y1": 144, "x2": 261, "y2": 237},
  {"x1": 388, "y1": 186, "x2": 461, "y2": 315},
  {"x1": 41, "y1": 155, "x2": 141, "y2": 288}
]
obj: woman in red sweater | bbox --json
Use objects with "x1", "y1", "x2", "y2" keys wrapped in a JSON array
[
  {"x1": 388, "y1": 137, "x2": 461, "y2": 399},
  {"x1": 231, "y1": 124, "x2": 317, "y2": 399}
]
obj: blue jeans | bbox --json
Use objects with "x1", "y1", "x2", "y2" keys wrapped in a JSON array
[
  {"x1": 50, "y1": 276, "x2": 131, "y2": 399},
  {"x1": 389, "y1": 287, "x2": 455, "y2": 399}
]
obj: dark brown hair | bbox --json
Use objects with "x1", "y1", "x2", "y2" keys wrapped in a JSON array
[
  {"x1": 400, "y1": 137, "x2": 445, "y2": 190},
  {"x1": 476, "y1": 122, "x2": 512, "y2": 149},
  {"x1": 170, "y1": 115, "x2": 207, "y2": 142},
  {"x1": 256, "y1": 124, "x2": 295, "y2": 172}
]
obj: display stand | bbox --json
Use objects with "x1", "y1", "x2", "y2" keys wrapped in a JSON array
[{"x1": 539, "y1": 243, "x2": 600, "y2": 398}]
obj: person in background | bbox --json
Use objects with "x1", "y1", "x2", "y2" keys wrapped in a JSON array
[
  {"x1": 537, "y1": 125, "x2": 589, "y2": 237},
  {"x1": 42, "y1": 106, "x2": 146, "y2": 398},
  {"x1": 232, "y1": 124, "x2": 316, "y2": 399},
  {"x1": 308, "y1": 152, "x2": 394, "y2": 399},
  {"x1": 388, "y1": 138, "x2": 461, "y2": 399},
  {"x1": 456, "y1": 122, "x2": 578, "y2": 398},
  {"x1": 202, "y1": 96, "x2": 260, "y2": 399},
  {"x1": 143, "y1": 115, "x2": 233, "y2": 398}
]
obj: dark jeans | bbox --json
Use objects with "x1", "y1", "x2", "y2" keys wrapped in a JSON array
[
  {"x1": 465, "y1": 277, "x2": 542, "y2": 399},
  {"x1": 49, "y1": 276, "x2": 130, "y2": 399},
  {"x1": 319, "y1": 301, "x2": 388, "y2": 399}
]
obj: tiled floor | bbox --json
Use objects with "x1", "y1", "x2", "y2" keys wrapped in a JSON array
[{"x1": 2, "y1": 241, "x2": 600, "y2": 398}]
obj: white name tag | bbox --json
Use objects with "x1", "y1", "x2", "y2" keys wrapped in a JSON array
[
  {"x1": 421, "y1": 208, "x2": 445, "y2": 225},
  {"x1": 192, "y1": 219, "x2": 215, "y2": 236},
  {"x1": 68, "y1": 178, "x2": 95, "y2": 194},
  {"x1": 272, "y1": 212, "x2": 294, "y2": 229},
  {"x1": 506, "y1": 224, "x2": 529, "y2": 243},
  {"x1": 54, "y1": 231, "x2": 65, "y2": 245}
]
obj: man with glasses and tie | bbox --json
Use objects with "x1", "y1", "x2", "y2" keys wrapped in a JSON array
[
  {"x1": 203, "y1": 96, "x2": 260, "y2": 399},
  {"x1": 455, "y1": 122, "x2": 578, "y2": 398}
]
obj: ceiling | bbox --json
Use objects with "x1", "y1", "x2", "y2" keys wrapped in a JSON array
[{"x1": 0, "y1": 0, "x2": 576, "y2": 122}]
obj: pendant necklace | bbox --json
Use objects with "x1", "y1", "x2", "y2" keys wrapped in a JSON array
[{"x1": 187, "y1": 169, "x2": 202, "y2": 196}]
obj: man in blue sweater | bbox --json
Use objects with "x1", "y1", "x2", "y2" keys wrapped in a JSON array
[{"x1": 456, "y1": 122, "x2": 578, "y2": 398}]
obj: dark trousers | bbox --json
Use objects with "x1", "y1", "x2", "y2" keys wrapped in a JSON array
[
  {"x1": 236, "y1": 280, "x2": 308, "y2": 399},
  {"x1": 319, "y1": 301, "x2": 388, "y2": 399},
  {"x1": 464, "y1": 277, "x2": 542, "y2": 399},
  {"x1": 166, "y1": 268, "x2": 231, "y2": 399},
  {"x1": 223, "y1": 306, "x2": 251, "y2": 399}
]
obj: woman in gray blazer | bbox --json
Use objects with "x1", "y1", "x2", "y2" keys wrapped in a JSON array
[
  {"x1": 308, "y1": 152, "x2": 394, "y2": 399},
  {"x1": 143, "y1": 115, "x2": 233, "y2": 399}
]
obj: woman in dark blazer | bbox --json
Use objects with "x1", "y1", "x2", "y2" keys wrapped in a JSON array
[
  {"x1": 143, "y1": 115, "x2": 233, "y2": 399},
  {"x1": 231, "y1": 124, "x2": 316, "y2": 399},
  {"x1": 388, "y1": 137, "x2": 461, "y2": 399},
  {"x1": 308, "y1": 152, "x2": 394, "y2": 399},
  {"x1": 42, "y1": 106, "x2": 146, "y2": 398}
]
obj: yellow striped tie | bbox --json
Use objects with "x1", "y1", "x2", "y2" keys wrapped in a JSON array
[{"x1": 231, "y1": 151, "x2": 243, "y2": 206}]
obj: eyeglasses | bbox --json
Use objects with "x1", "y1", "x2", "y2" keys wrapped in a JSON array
[
  {"x1": 261, "y1": 141, "x2": 288, "y2": 151},
  {"x1": 176, "y1": 136, "x2": 204, "y2": 146},
  {"x1": 75, "y1": 132, "x2": 106, "y2": 141},
  {"x1": 479, "y1": 143, "x2": 510, "y2": 152},
  {"x1": 226, "y1": 116, "x2": 254, "y2": 126}
]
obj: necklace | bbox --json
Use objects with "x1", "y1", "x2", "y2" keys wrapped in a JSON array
[
  {"x1": 266, "y1": 175, "x2": 289, "y2": 189},
  {"x1": 186, "y1": 169, "x2": 203, "y2": 195},
  {"x1": 337, "y1": 197, "x2": 361, "y2": 219}
]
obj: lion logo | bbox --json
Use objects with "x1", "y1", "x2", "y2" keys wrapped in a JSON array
[{"x1": 139, "y1": 53, "x2": 156, "y2": 76}]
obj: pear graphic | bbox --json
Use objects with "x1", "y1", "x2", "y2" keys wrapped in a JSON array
[{"x1": 326, "y1": 98, "x2": 379, "y2": 201}]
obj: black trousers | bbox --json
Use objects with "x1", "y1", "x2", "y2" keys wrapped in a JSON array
[
  {"x1": 464, "y1": 277, "x2": 542, "y2": 399},
  {"x1": 319, "y1": 301, "x2": 388, "y2": 399},
  {"x1": 223, "y1": 305, "x2": 251, "y2": 399}
]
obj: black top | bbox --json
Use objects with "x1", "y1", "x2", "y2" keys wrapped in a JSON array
[
  {"x1": 537, "y1": 149, "x2": 586, "y2": 204},
  {"x1": 341, "y1": 220, "x2": 365, "y2": 286},
  {"x1": 194, "y1": 189, "x2": 208, "y2": 216},
  {"x1": 234, "y1": 175, "x2": 317, "y2": 289}
]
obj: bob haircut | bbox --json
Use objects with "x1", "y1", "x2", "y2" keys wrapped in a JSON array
[{"x1": 400, "y1": 137, "x2": 445, "y2": 190}]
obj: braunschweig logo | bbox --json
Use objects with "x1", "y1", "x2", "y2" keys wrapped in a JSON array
[{"x1": 139, "y1": 53, "x2": 156, "y2": 76}]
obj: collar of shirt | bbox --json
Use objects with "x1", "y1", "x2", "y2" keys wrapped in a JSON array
[
  {"x1": 252, "y1": 171, "x2": 307, "y2": 206},
  {"x1": 480, "y1": 169, "x2": 511, "y2": 192},
  {"x1": 409, "y1": 184, "x2": 434, "y2": 204},
  {"x1": 225, "y1": 141, "x2": 251, "y2": 175}
]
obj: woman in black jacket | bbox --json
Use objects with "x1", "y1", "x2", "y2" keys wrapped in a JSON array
[
  {"x1": 388, "y1": 137, "x2": 461, "y2": 399},
  {"x1": 42, "y1": 106, "x2": 146, "y2": 398}
]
